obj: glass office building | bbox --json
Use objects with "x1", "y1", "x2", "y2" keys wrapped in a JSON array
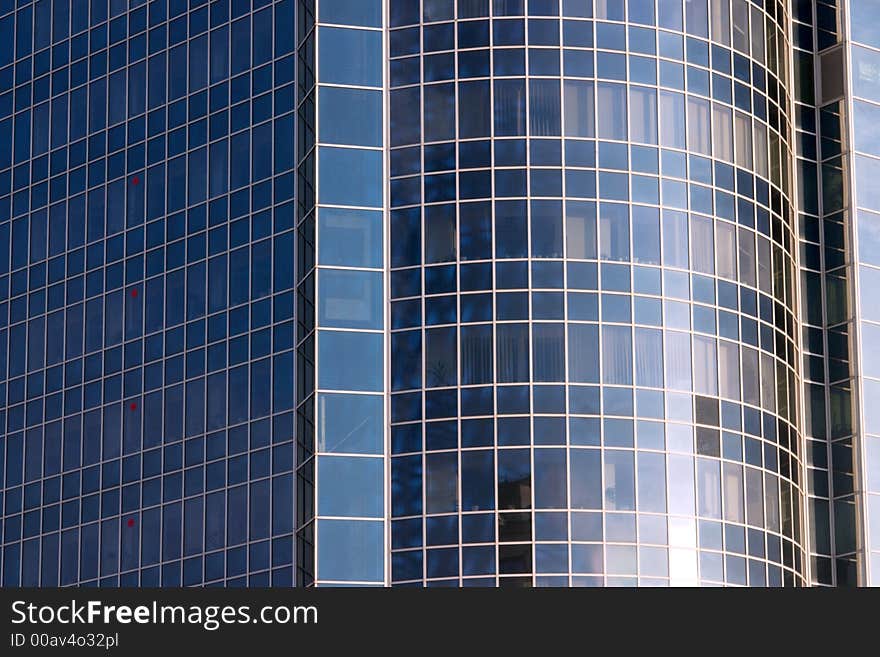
[{"x1": 0, "y1": 0, "x2": 877, "y2": 587}]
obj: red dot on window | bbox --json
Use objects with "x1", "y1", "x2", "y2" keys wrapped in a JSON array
[
  {"x1": 129, "y1": 402, "x2": 137, "y2": 411},
  {"x1": 131, "y1": 288, "x2": 138, "y2": 298},
  {"x1": 127, "y1": 519, "x2": 135, "y2": 528},
  {"x1": 131, "y1": 176, "x2": 139, "y2": 185}
]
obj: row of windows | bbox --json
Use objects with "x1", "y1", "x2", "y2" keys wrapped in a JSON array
[
  {"x1": 389, "y1": 0, "x2": 787, "y2": 32},
  {"x1": 1, "y1": 16, "x2": 284, "y2": 114},
  {"x1": 2, "y1": 198, "x2": 294, "y2": 274},
  {"x1": 0, "y1": 534, "x2": 297, "y2": 587},
  {"x1": 1, "y1": 107, "x2": 296, "y2": 193},
  {"x1": 1, "y1": 434, "x2": 296, "y2": 491},
  {"x1": 390, "y1": 81, "x2": 780, "y2": 170},
  {"x1": 388, "y1": 386, "x2": 799, "y2": 450},
  {"x1": 389, "y1": 198, "x2": 787, "y2": 268},
  {"x1": 388, "y1": 22, "x2": 769, "y2": 72},
  {"x1": 0, "y1": 235, "x2": 294, "y2": 314},
  {"x1": 0, "y1": 348, "x2": 297, "y2": 419},
  {"x1": 0, "y1": 0, "x2": 285, "y2": 65},
  {"x1": 2, "y1": 100, "x2": 294, "y2": 192},
  {"x1": 390, "y1": 445, "x2": 786, "y2": 514},
  {"x1": 0, "y1": 470, "x2": 294, "y2": 531},
  {"x1": 392, "y1": 49, "x2": 770, "y2": 107},
  {"x1": 388, "y1": 1, "x2": 783, "y2": 68},
  {"x1": 390, "y1": 512, "x2": 783, "y2": 549},
  {"x1": 390, "y1": 546, "x2": 790, "y2": 586},
  {"x1": 0, "y1": 408, "x2": 800, "y2": 488}
]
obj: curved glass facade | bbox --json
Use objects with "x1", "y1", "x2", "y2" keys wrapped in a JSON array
[{"x1": 387, "y1": 0, "x2": 805, "y2": 586}]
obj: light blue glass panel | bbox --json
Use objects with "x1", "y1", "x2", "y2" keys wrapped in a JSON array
[
  {"x1": 867, "y1": 437, "x2": 880, "y2": 490},
  {"x1": 854, "y1": 100, "x2": 880, "y2": 156},
  {"x1": 318, "y1": 269, "x2": 383, "y2": 330},
  {"x1": 852, "y1": 45, "x2": 880, "y2": 103},
  {"x1": 317, "y1": 519, "x2": 384, "y2": 581},
  {"x1": 602, "y1": 325, "x2": 632, "y2": 384},
  {"x1": 852, "y1": 0, "x2": 880, "y2": 49},
  {"x1": 318, "y1": 456, "x2": 384, "y2": 517},
  {"x1": 865, "y1": 379, "x2": 880, "y2": 435},
  {"x1": 319, "y1": 87, "x2": 383, "y2": 147},
  {"x1": 861, "y1": 266, "x2": 880, "y2": 323},
  {"x1": 317, "y1": 393, "x2": 384, "y2": 454},
  {"x1": 604, "y1": 450, "x2": 635, "y2": 510},
  {"x1": 318, "y1": 330, "x2": 384, "y2": 391},
  {"x1": 319, "y1": 0, "x2": 383, "y2": 27},
  {"x1": 319, "y1": 147, "x2": 383, "y2": 207},
  {"x1": 597, "y1": 82, "x2": 627, "y2": 139},
  {"x1": 319, "y1": 27, "x2": 383, "y2": 87},
  {"x1": 318, "y1": 207, "x2": 383, "y2": 268}
]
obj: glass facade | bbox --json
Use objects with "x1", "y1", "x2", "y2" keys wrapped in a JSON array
[
  {"x1": 0, "y1": 0, "x2": 300, "y2": 587},
  {"x1": 295, "y1": 0, "x2": 387, "y2": 586},
  {"x1": 387, "y1": 0, "x2": 803, "y2": 587},
  {"x1": 0, "y1": 0, "x2": 877, "y2": 588}
]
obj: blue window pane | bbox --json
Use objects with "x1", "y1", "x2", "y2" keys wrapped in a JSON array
[
  {"x1": 319, "y1": 87, "x2": 383, "y2": 147},
  {"x1": 318, "y1": 330, "x2": 384, "y2": 391},
  {"x1": 317, "y1": 519, "x2": 384, "y2": 581},
  {"x1": 318, "y1": 208, "x2": 384, "y2": 268},
  {"x1": 318, "y1": 269, "x2": 383, "y2": 330},
  {"x1": 319, "y1": 27, "x2": 383, "y2": 87},
  {"x1": 317, "y1": 393, "x2": 384, "y2": 454},
  {"x1": 319, "y1": 147, "x2": 384, "y2": 207},
  {"x1": 318, "y1": 456, "x2": 383, "y2": 517},
  {"x1": 320, "y1": 0, "x2": 383, "y2": 27}
]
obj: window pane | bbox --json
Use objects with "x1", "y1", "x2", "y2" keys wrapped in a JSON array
[
  {"x1": 711, "y1": 0, "x2": 731, "y2": 46},
  {"x1": 318, "y1": 456, "x2": 383, "y2": 516},
  {"x1": 697, "y1": 457, "x2": 721, "y2": 518},
  {"x1": 318, "y1": 269, "x2": 383, "y2": 330},
  {"x1": 529, "y1": 78, "x2": 561, "y2": 136},
  {"x1": 604, "y1": 451, "x2": 635, "y2": 511},
  {"x1": 603, "y1": 325, "x2": 632, "y2": 385},
  {"x1": 319, "y1": 147, "x2": 383, "y2": 207},
  {"x1": 426, "y1": 452, "x2": 459, "y2": 513},
  {"x1": 318, "y1": 330, "x2": 384, "y2": 391},
  {"x1": 734, "y1": 111, "x2": 753, "y2": 169},
  {"x1": 317, "y1": 519, "x2": 384, "y2": 581},
  {"x1": 599, "y1": 202, "x2": 630, "y2": 260},
  {"x1": 635, "y1": 328, "x2": 663, "y2": 387},
  {"x1": 690, "y1": 215, "x2": 715, "y2": 274},
  {"x1": 317, "y1": 393, "x2": 384, "y2": 454},
  {"x1": 564, "y1": 79, "x2": 595, "y2": 138},
  {"x1": 663, "y1": 210, "x2": 689, "y2": 268},
  {"x1": 319, "y1": 27, "x2": 382, "y2": 86},
  {"x1": 597, "y1": 83, "x2": 627, "y2": 140},
  {"x1": 687, "y1": 96, "x2": 711, "y2": 156},
  {"x1": 723, "y1": 462, "x2": 744, "y2": 523},
  {"x1": 320, "y1": 0, "x2": 383, "y2": 27},
  {"x1": 716, "y1": 220, "x2": 737, "y2": 280},
  {"x1": 693, "y1": 335, "x2": 718, "y2": 396},
  {"x1": 319, "y1": 87, "x2": 382, "y2": 146},
  {"x1": 718, "y1": 340, "x2": 741, "y2": 401},
  {"x1": 461, "y1": 325, "x2": 494, "y2": 385},
  {"x1": 565, "y1": 200, "x2": 598, "y2": 259},
  {"x1": 712, "y1": 103, "x2": 733, "y2": 163},
  {"x1": 660, "y1": 91, "x2": 686, "y2": 149},
  {"x1": 630, "y1": 86, "x2": 658, "y2": 145},
  {"x1": 319, "y1": 208, "x2": 384, "y2": 268}
]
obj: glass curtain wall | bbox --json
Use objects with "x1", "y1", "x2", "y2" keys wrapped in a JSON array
[{"x1": 388, "y1": 0, "x2": 805, "y2": 587}]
